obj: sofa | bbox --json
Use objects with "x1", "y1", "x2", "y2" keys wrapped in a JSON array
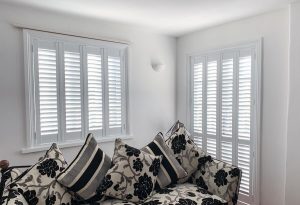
[{"x1": 0, "y1": 122, "x2": 242, "y2": 205}]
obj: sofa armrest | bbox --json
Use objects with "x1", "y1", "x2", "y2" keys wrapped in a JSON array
[
  {"x1": 1, "y1": 189, "x2": 29, "y2": 205},
  {"x1": 191, "y1": 157, "x2": 242, "y2": 205}
]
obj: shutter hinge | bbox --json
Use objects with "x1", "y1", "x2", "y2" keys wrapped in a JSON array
[
  {"x1": 123, "y1": 124, "x2": 126, "y2": 130},
  {"x1": 31, "y1": 45, "x2": 34, "y2": 53}
]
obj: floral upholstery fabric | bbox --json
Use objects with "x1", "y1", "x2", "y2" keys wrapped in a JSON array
[
  {"x1": 191, "y1": 158, "x2": 242, "y2": 205},
  {"x1": 4, "y1": 143, "x2": 72, "y2": 205},
  {"x1": 97, "y1": 139, "x2": 162, "y2": 203},
  {"x1": 165, "y1": 125, "x2": 206, "y2": 183},
  {"x1": 1, "y1": 189, "x2": 28, "y2": 205},
  {"x1": 93, "y1": 183, "x2": 227, "y2": 205},
  {"x1": 1, "y1": 168, "x2": 22, "y2": 189}
]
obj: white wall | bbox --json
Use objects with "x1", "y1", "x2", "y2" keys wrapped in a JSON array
[
  {"x1": 176, "y1": 10, "x2": 290, "y2": 205},
  {"x1": 285, "y1": 2, "x2": 300, "y2": 205},
  {"x1": 0, "y1": 4, "x2": 176, "y2": 164}
]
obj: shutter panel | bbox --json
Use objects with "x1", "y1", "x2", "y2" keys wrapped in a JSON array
[
  {"x1": 105, "y1": 49, "x2": 126, "y2": 135},
  {"x1": 238, "y1": 54, "x2": 252, "y2": 141},
  {"x1": 35, "y1": 41, "x2": 59, "y2": 144},
  {"x1": 206, "y1": 59, "x2": 218, "y2": 156},
  {"x1": 192, "y1": 57, "x2": 203, "y2": 148},
  {"x1": 237, "y1": 50, "x2": 253, "y2": 199},
  {"x1": 63, "y1": 44, "x2": 83, "y2": 141},
  {"x1": 86, "y1": 47, "x2": 104, "y2": 137},
  {"x1": 206, "y1": 60, "x2": 217, "y2": 135},
  {"x1": 221, "y1": 54, "x2": 234, "y2": 164}
]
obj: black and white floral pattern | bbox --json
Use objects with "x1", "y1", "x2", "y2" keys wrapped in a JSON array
[
  {"x1": 97, "y1": 139, "x2": 161, "y2": 203},
  {"x1": 165, "y1": 123, "x2": 206, "y2": 183},
  {"x1": 2, "y1": 144, "x2": 72, "y2": 205},
  {"x1": 98, "y1": 183, "x2": 227, "y2": 205},
  {"x1": 1, "y1": 189, "x2": 28, "y2": 205},
  {"x1": 191, "y1": 158, "x2": 242, "y2": 205}
]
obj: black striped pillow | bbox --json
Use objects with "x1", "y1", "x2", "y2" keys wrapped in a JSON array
[
  {"x1": 141, "y1": 133, "x2": 187, "y2": 189},
  {"x1": 57, "y1": 134, "x2": 111, "y2": 202}
]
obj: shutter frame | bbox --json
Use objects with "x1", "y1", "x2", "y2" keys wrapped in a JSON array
[
  {"x1": 189, "y1": 41, "x2": 261, "y2": 205},
  {"x1": 24, "y1": 29, "x2": 129, "y2": 149}
]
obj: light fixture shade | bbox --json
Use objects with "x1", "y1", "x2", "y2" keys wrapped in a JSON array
[{"x1": 152, "y1": 63, "x2": 165, "y2": 72}]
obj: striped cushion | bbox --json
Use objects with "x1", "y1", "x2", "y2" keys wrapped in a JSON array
[
  {"x1": 141, "y1": 133, "x2": 187, "y2": 189},
  {"x1": 57, "y1": 134, "x2": 111, "y2": 202}
]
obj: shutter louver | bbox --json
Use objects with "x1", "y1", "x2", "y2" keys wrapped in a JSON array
[
  {"x1": 207, "y1": 138, "x2": 217, "y2": 158},
  {"x1": 238, "y1": 143, "x2": 251, "y2": 195},
  {"x1": 87, "y1": 53, "x2": 103, "y2": 131},
  {"x1": 206, "y1": 60, "x2": 217, "y2": 135},
  {"x1": 64, "y1": 51, "x2": 82, "y2": 133},
  {"x1": 108, "y1": 55, "x2": 122, "y2": 130},
  {"x1": 221, "y1": 141, "x2": 233, "y2": 164},
  {"x1": 37, "y1": 48, "x2": 59, "y2": 137}
]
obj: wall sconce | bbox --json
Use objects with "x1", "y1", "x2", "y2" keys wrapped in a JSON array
[{"x1": 151, "y1": 62, "x2": 165, "y2": 72}]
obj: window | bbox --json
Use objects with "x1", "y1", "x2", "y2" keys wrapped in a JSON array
[
  {"x1": 24, "y1": 29, "x2": 128, "y2": 149},
  {"x1": 189, "y1": 42, "x2": 261, "y2": 205}
]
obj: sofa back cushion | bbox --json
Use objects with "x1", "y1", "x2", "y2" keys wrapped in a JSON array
[
  {"x1": 191, "y1": 157, "x2": 242, "y2": 205},
  {"x1": 57, "y1": 133, "x2": 111, "y2": 201},
  {"x1": 141, "y1": 132, "x2": 187, "y2": 189}
]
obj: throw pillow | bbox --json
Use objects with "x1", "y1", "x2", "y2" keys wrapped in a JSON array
[
  {"x1": 141, "y1": 133, "x2": 187, "y2": 189},
  {"x1": 8, "y1": 143, "x2": 72, "y2": 205},
  {"x1": 57, "y1": 133, "x2": 111, "y2": 202},
  {"x1": 97, "y1": 139, "x2": 162, "y2": 203},
  {"x1": 165, "y1": 123, "x2": 206, "y2": 183},
  {"x1": 191, "y1": 158, "x2": 242, "y2": 205}
]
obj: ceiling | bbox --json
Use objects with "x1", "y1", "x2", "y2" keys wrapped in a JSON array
[{"x1": 0, "y1": 0, "x2": 293, "y2": 36}]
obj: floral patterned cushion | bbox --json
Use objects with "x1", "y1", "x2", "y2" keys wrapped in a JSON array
[
  {"x1": 141, "y1": 133, "x2": 187, "y2": 189},
  {"x1": 191, "y1": 158, "x2": 242, "y2": 205},
  {"x1": 165, "y1": 125, "x2": 206, "y2": 183},
  {"x1": 97, "y1": 139, "x2": 162, "y2": 203},
  {"x1": 6, "y1": 143, "x2": 72, "y2": 205},
  {"x1": 95, "y1": 183, "x2": 227, "y2": 205}
]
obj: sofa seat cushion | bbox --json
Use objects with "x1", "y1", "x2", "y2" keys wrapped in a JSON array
[{"x1": 93, "y1": 183, "x2": 227, "y2": 205}]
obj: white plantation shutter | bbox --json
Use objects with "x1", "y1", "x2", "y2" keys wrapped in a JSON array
[
  {"x1": 63, "y1": 44, "x2": 83, "y2": 141},
  {"x1": 221, "y1": 53, "x2": 234, "y2": 164},
  {"x1": 206, "y1": 58, "x2": 218, "y2": 158},
  {"x1": 237, "y1": 50, "x2": 253, "y2": 203},
  {"x1": 35, "y1": 41, "x2": 59, "y2": 144},
  {"x1": 190, "y1": 43, "x2": 259, "y2": 205},
  {"x1": 25, "y1": 29, "x2": 128, "y2": 148},
  {"x1": 191, "y1": 57, "x2": 203, "y2": 148},
  {"x1": 106, "y1": 49, "x2": 126, "y2": 135},
  {"x1": 86, "y1": 47, "x2": 104, "y2": 137}
]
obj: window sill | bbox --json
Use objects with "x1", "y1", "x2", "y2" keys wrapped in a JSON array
[{"x1": 21, "y1": 135, "x2": 133, "y2": 154}]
